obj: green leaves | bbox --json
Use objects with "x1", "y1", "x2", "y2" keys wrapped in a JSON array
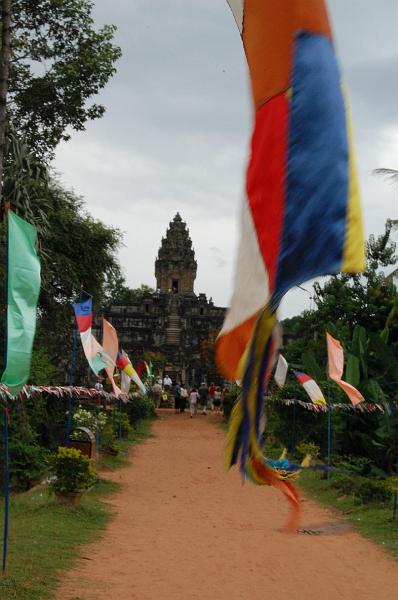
[
  {"x1": 302, "y1": 350, "x2": 323, "y2": 381},
  {"x1": 346, "y1": 353, "x2": 360, "y2": 387},
  {"x1": 10, "y1": 0, "x2": 122, "y2": 158}
]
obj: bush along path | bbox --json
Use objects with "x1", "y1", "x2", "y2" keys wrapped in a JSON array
[
  {"x1": 56, "y1": 411, "x2": 398, "y2": 600},
  {"x1": 0, "y1": 418, "x2": 153, "y2": 600},
  {"x1": 299, "y1": 470, "x2": 398, "y2": 556}
]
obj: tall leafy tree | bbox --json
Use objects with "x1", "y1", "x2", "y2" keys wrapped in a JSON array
[
  {"x1": 9, "y1": 0, "x2": 122, "y2": 158},
  {"x1": 275, "y1": 220, "x2": 398, "y2": 469}
]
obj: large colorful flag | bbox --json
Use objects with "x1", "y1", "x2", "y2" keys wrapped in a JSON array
[
  {"x1": 1, "y1": 211, "x2": 41, "y2": 396},
  {"x1": 73, "y1": 298, "x2": 110, "y2": 376},
  {"x1": 217, "y1": 0, "x2": 365, "y2": 531},
  {"x1": 274, "y1": 355, "x2": 288, "y2": 389},
  {"x1": 217, "y1": 1, "x2": 364, "y2": 380},
  {"x1": 116, "y1": 351, "x2": 146, "y2": 395},
  {"x1": 326, "y1": 332, "x2": 364, "y2": 405},
  {"x1": 294, "y1": 371, "x2": 326, "y2": 406},
  {"x1": 102, "y1": 318, "x2": 121, "y2": 398},
  {"x1": 136, "y1": 359, "x2": 152, "y2": 380},
  {"x1": 120, "y1": 369, "x2": 131, "y2": 397}
]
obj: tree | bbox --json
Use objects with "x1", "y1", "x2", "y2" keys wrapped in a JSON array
[
  {"x1": 9, "y1": 0, "x2": 122, "y2": 158},
  {"x1": 3, "y1": 125, "x2": 51, "y2": 234},
  {"x1": 106, "y1": 282, "x2": 155, "y2": 306},
  {"x1": 311, "y1": 219, "x2": 398, "y2": 342},
  {"x1": 35, "y1": 181, "x2": 122, "y2": 371},
  {"x1": 0, "y1": 0, "x2": 12, "y2": 204},
  {"x1": 274, "y1": 220, "x2": 398, "y2": 471},
  {"x1": 0, "y1": 167, "x2": 123, "y2": 380}
]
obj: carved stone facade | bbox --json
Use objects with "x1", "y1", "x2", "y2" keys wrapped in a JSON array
[{"x1": 106, "y1": 214, "x2": 226, "y2": 384}]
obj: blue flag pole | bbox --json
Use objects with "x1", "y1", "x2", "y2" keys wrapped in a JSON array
[
  {"x1": 326, "y1": 382, "x2": 332, "y2": 480},
  {"x1": 327, "y1": 406, "x2": 332, "y2": 480},
  {"x1": 2, "y1": 206, "x2": 10, "y2": 575},
  {"x1": 290, "y1": 403, "x2": 297, "y2": 454},
  {"x1": 66, "y1": 325, "x2": 78, "y2": 446},
  {"x1": 67, "y1": 289, "x2": 85, "y2": 446},
  {"x1": 2, "y1": 402, "x2": 10, "y2": 575},
  {"x1": 118, "y1": 398, "x2": 122, "y2": 439},
  {"x1": 393, "y1": 452, "x2": 398, "y2": 522}
]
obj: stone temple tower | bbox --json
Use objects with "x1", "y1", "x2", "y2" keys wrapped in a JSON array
[
  {"x1": 105, "y1": 213, "x2": 225, "y2": 385},
  {"x1": 155, "y1": 213, "x2": 197, "y2": 295}
]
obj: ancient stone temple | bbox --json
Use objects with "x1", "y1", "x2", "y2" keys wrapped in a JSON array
[{"x1": 105, "y1": 214, "x2": 226, "y2": 384}]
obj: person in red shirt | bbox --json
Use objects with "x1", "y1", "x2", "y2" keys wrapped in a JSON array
[{"x1": 208, "y1": 382, "x2": 216, "y2": 410}]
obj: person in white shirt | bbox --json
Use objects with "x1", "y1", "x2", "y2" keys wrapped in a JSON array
[
  {"x1": 180, "y1": 384, "x2": 188, "y2": 412},
  {"x1": 189, "y1": 387, "x2": 199, "y2": 418},
  {"x1": 163, "y1": 375, "x2": 172, "y2": 390}
]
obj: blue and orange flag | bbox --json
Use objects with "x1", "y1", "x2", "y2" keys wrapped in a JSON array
[
  {"x1": 73, "y1": 298, "x2": 110, "y2": 376},
  {"x1": 216, "y1": 1, "x2": 364, "y2": 530}
]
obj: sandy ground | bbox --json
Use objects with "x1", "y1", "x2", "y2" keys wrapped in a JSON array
[{"x1": 56, "y1": 411, "x2": 398, "y2": 600}]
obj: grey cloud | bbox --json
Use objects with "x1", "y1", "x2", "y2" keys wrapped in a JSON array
[{"x1": 55, "y1": 0, "x2": 398, "y2": 318}]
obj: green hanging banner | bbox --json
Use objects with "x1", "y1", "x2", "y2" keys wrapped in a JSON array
[{"x1": 1, "y1": 211, "x2": 41, "y2": 396}]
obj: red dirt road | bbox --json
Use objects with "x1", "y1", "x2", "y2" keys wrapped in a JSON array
[{"x1": 56, "y1": 411, "x2": 398, "y2": 600}]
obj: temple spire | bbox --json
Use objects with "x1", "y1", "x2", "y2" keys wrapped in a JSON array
[{"x1": 155, "y1": 214, "x2": 197, "y2": 294}]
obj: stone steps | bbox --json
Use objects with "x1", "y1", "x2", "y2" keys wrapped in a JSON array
[{"x1": 166, "y1": 313, "x2": 181, "y2": 345}]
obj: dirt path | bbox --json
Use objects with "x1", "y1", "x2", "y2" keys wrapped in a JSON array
[{"x1": 56, "y1": 411, "x2": 398, "y2": 600}]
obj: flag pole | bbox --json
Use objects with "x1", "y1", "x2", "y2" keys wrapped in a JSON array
[
  {"x1": 393, "y1": 453, "x2": 398, "y2": 522},
  {"x1": 2, "y1": 401, "x2": 9, "y2": 575},
  {"x1": 1, "y1": 204, "x2": 10, "y2": 576},
  {"x1": 1, "y1": 198, "x2": 11, "y2": 576},
  {"x1": 290, "y1": 403, "x2": 297, "y2": 454},
  {"x1": 67, "y1": 286, "x2": 84, "y2": 445},
  {"x1": 66, "y1": 327, "x2": 77, "y2": 446},
  {"x1": 327, "y1": 383, "x2": 332, "y2": 480},
  {"x1": 118, "y1": 397, "x2": 122, "y2": 439}
]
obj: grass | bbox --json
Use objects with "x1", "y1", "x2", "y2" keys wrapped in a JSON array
[
  {"x1": 0, "y1": 418, "x2": 154, "y2": 600},
  {"x1": 299, "y1": 470, "x2": 398, "y2": 557}
]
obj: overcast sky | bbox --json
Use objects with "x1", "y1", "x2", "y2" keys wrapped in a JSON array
[{"x1": 55, "y1": 1, "x2": 398, "y2": 318}]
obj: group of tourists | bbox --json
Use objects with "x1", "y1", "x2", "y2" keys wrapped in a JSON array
[
  {"x1": 151, "y1": 375, "x2": 231, "y2": 418},
  {"x1": 173, "y1": 381, "x2": 226, "y2": 418}
]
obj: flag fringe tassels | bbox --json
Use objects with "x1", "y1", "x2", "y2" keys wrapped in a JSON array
[{"x1": 225, "y1": 308, "x2": 301, "y2": 532}]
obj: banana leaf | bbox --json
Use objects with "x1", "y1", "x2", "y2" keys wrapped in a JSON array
[
  {"x1": 345, "y1": 353, "x2": 360, "y2": 387},
  {"x1": 302, "y1": 350, "x2": 324, "y2": 382}
]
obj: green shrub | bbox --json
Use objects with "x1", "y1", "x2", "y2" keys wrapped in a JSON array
[
  {"x1": 72, "y1": 405, "x2": 107, "y2": 436},
  {"x1": 384, "y1": 476, "x2": 398, "y2": 494},
  {"x1": 335, "y1": 455, "x2": 374, "y2": 476},
  {"x1": 0, "y1": 419, "x2": 47, "y2": 492},
  {"x1": 98, "y1": 421, "x2": 118, "y2": 455},
  {"x1": 8, "y1": 430, "x2": 47, "y2": 491},
  {"x1": 296, "y1": 441, "x2": 320, "y2": 461},
  {"x1": 331, "y1": 474, "x2": 391, "y2": 504},
  {"x1": 111, "y1": 410, "x2": 132, "y2": 438},
  {"x1": 331, "y1": 474, "x2": 357, "y2": 496},
  {"x1": 125, "y1": 395, "x2": 155, "y2": 424},
  {"x1": 48, "y1": 447, "x2": 97, "y2": 495}
]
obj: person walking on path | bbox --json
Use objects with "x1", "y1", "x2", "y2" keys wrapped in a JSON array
[
  {"x1": 208, "y1": 382, "x2": 216, "y2": 410},
  {"x1": 173, "y1": 382, "x2": 181, "y2": 413},
  {"x1": 152, "y1": 381, "x2": 163, "y2": 408},
  {"x1": 213, "y1": 386, "x2": 222, "y2": 413},
  {"x1": 180, "y1": 384, "x2": 188, "y2": 413},
  {"x1": 189, "y1": 387, "x2": 199, "y2": 417},
  {"x1": 198, "y1": 382, "x2": 209, "y2": 415}
]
